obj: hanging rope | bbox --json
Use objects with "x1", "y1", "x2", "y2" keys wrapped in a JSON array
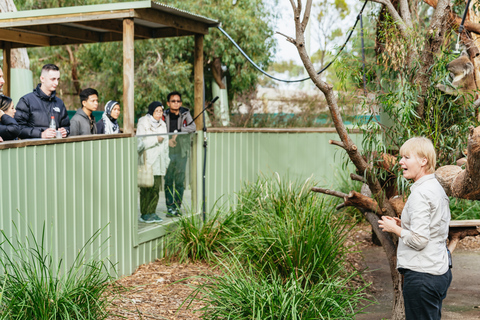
[{"x1": 216, "y1": 0, "x2": 369, "y2": 83}]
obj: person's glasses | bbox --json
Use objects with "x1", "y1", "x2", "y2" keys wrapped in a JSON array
[{"x1": 169, "y1": 100, "x2": 182, "y2": 103}]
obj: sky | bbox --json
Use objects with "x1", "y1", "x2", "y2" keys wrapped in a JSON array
[{"x1": 268, "y1": 0, "x2": 363, "y2": 63}]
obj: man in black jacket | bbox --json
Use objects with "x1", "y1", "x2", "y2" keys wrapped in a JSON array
[
  {"x1": 164, "y1": 91, "x2": 196, "y2": 217},
  {"x1": 15, "y1": 64, "x2": 70, "y2": 139}
]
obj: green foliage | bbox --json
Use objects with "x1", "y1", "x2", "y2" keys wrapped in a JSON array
[
  {"x1": 450, "y1": 198, "x2": 480, "y2": 220},
  {"x1": 164, "y1": 206, "x2": 236, "y2": 263},
  {"x1": 194, "y1": 258, "x2": 368, "y2": 320},
  {"x1": 18, "y1": 0, "x2": 276, "y2": 116},
  {"x1": 0, "y1": 223, "x2": 117, "y2": 320}
]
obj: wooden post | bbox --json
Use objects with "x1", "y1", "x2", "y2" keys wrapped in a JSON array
[
  {"x1": 193, "y1": 34, "x2": 204, "y2": 214},
  {"x1": 123, "y1": 18, "x2": 134, "y2": 134},
  {"x1": 3, "y1": 42, "x2": 11, "y2": 97},
  {"x1": 194, "y1": 34, "x2": 204, "y2": 129}
]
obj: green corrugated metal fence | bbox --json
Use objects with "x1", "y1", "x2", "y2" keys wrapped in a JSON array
[{"x1": 0, "y1": 129, "x2": 364, "y2": 278}]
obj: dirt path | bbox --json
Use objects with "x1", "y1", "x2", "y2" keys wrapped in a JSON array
[{"x1": 357, "y1": 245, "x2": 480, "y2": 320}]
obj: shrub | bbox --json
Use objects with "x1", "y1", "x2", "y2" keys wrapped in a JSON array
[{"x1": 0, "y1": 223, "x2": 117, "y2": 320}]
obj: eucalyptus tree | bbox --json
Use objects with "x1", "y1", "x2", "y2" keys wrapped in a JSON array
[{"x1": 282, "y1": 0, "x2": 480, "y2": 319}]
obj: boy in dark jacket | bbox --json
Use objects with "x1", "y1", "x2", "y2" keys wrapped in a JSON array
[
  {"x1": 15, "y1": 64, "x2": 70, "y2": 139},
  {"x1": 70, "y1": 88, "x2": 98, "y2": 136}
]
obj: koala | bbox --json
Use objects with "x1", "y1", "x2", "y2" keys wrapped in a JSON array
[{"x1": 436, "y1": 51, "x2": 476, "y2": 95}]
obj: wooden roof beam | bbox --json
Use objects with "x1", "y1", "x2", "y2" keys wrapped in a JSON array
[
  {"x1": 134, "y1": 9, "x2": 209, "y2": 35},
  {"x1": 10, "y1": 25, "x2": 100, "y2": 43},
  {"x1": 0, "y1": 29, "x2": 50, "y2": 46},
  {"x1": 72, "y1": 20, "x2": 152, "y2": 39}
]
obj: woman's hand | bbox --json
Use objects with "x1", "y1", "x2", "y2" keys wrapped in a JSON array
[
  {"x1": 378, "y1": 216, "x2": 402, "y2": 236},
  {"x1": 157, "y1": 136, "x2": 164, "y2": 143}
]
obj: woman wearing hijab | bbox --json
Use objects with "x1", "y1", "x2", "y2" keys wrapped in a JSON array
[
  {"x1": 0, "y1": 95, "x2": 20, "y2": 141},
  {"x1": 136, "y1": 101, "x2": 170, "y2": 223},
  {"x1": 97, "y1": 100, "x2": 121, "y2": 134}
]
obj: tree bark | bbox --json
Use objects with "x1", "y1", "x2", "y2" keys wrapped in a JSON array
[{"x1": 436, "y1": 126, "x2": 480, "y2": 199}]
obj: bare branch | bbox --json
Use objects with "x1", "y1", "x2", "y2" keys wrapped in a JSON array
[
  {"x1": 350, "y1": 173, "x2": 366, "y2": 183},
  {"x1": 301, "y1": 0, "x2": 313, "y2": 32},
  {"x1": 336, "y1": 203, "x2": 346, "y2": 210},
  {"x1": 275, "y1": 31, "x2": 296, "y2": 45},
  {"x1": 311, "y1": 187, "x2": 347, "y2": 198},
  {"x1": 329, "y1": 139, "x2": 345, "y2": 149}
]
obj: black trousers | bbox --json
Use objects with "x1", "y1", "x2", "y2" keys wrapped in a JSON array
[{"x1": 403, "y1": 268, "x2": 452, "y2": 320}]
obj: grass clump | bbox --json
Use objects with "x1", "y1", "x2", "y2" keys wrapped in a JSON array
[
  {"x1": 195, "y1": 259, "x2": 367, "y2": 320},
  {"x1": 235, "y1": 176, "x2": 351, "y2": 283},
  {"x1": 164, "y1": 205, "x2": 236, "y2": 263},
  {"x1": 0, "y1": 223, "x2": 117, "y2": 320}
]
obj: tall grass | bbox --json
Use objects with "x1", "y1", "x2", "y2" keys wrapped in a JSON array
[
  {"x1": 0, "y1": 223, "x2": 117, "y2": 320},
  {"x1": 193, "y1": 256, "x2": 368, "y2": 320},
  {"x1": 164, "y1": 205, "x2": 237, "y2": 263}
]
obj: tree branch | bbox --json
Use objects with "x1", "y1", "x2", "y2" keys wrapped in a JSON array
[
  {"x1": 311, "y1": 187, "x2": 348, "y2": 198},
  {"x1": 350, "y1": 173, "x2": 366, "y2": 183},
  {"x1": 329, "y1": 139, "x2": 345, "y2": 149},
  {"x1": 301, "y1": 0, "x2": 313, "y2": 32}
]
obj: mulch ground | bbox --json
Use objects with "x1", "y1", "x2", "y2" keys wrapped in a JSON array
[{"x1": 106, "y1": 222, "x2": 480, "y2": 320}]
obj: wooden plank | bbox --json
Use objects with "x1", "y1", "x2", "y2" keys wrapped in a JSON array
[
  {"x1": 206, "y1": 127, "x2": 363, "y2": 133},
  {"x1": 0, "y1": 29, "x2": 50, "y2": 46},
  {"x1": 123, "y1": 18, "x2": 135, "y2": 134},
  {"x1": 0, "y1": 133, "x2": 133, "y2": 150},
  {"x1": 0, "y1": 11, "x2": 135, "y2": 29},
  {"x1": 2, "y1": 43, "x2": 10, "y2": 97},
  {"x1": 134, "y1": 9, "x2": 209, "y2": 35},
  {"x1": 449, "y1": 220, "x2": 480, "y2": 228}
]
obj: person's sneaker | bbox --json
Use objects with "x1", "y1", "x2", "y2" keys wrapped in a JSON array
[
  {"x1": 139, "y1": 213, "x2": 163, "y2": 223},
  {"x1": 175, "y1": 209, "x2": 183, "y2": 216},
  {"x1": 166, "y1": 208, "x2": 177, "y2": 218}
]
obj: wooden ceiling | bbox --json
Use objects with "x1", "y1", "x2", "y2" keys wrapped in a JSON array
[{"x1": 0, "y1": 0, "x2": 219, "y2": 48}]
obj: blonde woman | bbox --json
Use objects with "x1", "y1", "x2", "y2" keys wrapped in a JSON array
[{"x1": 379, "y1": 137, "x2": 451, "y2": 320}]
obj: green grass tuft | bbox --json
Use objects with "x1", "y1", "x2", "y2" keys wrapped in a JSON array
[{"x1": 0, "y1": 222, "x2": 118, "y2": 320}]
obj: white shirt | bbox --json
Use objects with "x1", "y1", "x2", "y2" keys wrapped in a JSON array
[{"x1": 397, "y1": 174, "x2": 451, "y2": 275}]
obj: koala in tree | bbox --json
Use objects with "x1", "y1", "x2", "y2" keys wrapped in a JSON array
[{"x1": 436, "y1": 51, "x2": 477, "y2": 95}]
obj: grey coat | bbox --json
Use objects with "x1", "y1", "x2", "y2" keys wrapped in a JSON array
[{"x1": 70, "y1": 108, "x2": 97, "y2": 136}]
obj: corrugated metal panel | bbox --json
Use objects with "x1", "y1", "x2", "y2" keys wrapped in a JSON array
[
  {"x1": 0, "y1": 137, "x2": 165, "y2": 277},
  {"x1": 205, "y1": 131, "x2": 365, "y2": 210}
]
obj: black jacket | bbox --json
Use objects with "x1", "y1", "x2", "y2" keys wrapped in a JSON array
[
  {"x1": 15, "y1": 84, "x2": 70, "y2": 139},
  {"x1": 0, "y1": 114, "x2": 20, "y2": 141}
]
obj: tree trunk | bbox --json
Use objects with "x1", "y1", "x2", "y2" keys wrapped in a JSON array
[{"x1": 0, "y1": 0, "x2": 30, "y2": 70}]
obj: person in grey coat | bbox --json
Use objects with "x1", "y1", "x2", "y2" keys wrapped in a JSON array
[
  {"x1": 163, "y1": 91, "x2": 196, "y2": 217},
  {"x1": 70, "y1": 88, "x2": 98, "y2": 136}
]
